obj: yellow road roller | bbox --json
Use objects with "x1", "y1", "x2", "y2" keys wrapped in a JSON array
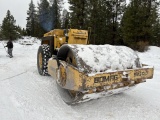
[{"x1": 37, "y1": 28, "x2": 154, "y2": 105}]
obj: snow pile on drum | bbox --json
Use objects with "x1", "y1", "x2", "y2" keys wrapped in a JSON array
[{"x1": 68, "y1": 44, "x2": 141, "y2": 74}]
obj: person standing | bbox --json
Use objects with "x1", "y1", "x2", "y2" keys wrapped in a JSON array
[{"x1": 5, "y1": 37, "x2": 13, "y2": 58}]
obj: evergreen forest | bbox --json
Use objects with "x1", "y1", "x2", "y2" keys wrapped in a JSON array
[{"x1": 0, "y1": 0, "x2": 160, "y2": 51}]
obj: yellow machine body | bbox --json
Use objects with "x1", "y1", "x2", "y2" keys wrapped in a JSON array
[
  {"x1": 43, "y1": 29, "x2": 88, "y2": 50},
  {"x1": 48, "y1": 59, "x2": 154, "y2": 93},
  {"x1": 43, "y1": 29, "x2": 66, "y2": 49},
  {"x1": 67, "y1": 29, "x2": 88, "y2": 45}
]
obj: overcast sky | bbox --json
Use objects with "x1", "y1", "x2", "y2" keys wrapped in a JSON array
[
  {"x1": 0, "y1": 0, "x2": 69, "y2": 29},
  {"x1": 0, "y1": 0, "x2": 38, "y2": 28},
  {"x1": 0, "y1": 0, "x2": 128, "y2": 29}
]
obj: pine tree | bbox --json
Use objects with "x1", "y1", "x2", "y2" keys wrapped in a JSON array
[
  {"x1": 61, "y1": 9, "x2": 69, "y2": 29},
  {"x1": 87, "y1": 0, "x2": 105, "y2": 44},
  {"x1": 151, "y1": 20, "x2": 160, "y2": 46},
  {"x1": 121, "y1": 0, "x2": 159, "y2": 51},
  {"x1": 22, "y1": 28, "x2": 27, "y2": 36},
  {"x1": 67, "y1": 0, "x2": 126, "y2": 45},
  {"x1": 15, "y1": 25, "x2": 22, "y2": 38},
  {"x1": 0, "y1": 24, "x2": 2, "y2": 40},
  {"x1": 108, "y1": 0, "x2": 126, "y2": 45},
  {"x1": 152, "y1": 17, "x2": 160, "y2": 46},
  {"x1": 49, "y1": 0, "x2": 61, "y2": 29},
  {"x1": 34, "y1": 13, "x2": 46, "y2": 37},
  {"x1": 150, "y1": 1, "x2": 160, "y2": 46},
  {"x1": 38, "y1": 0, "x2": 51, "y2": 32},
  {"x1": 68, "y1": 0, "x2": 88, "y2": 29},
  {"x1": 86, "y1": 0, "x2": 126, "y2": 45},
  {"x1": 1, "y1": 10, "x2": 17, "y2": 40},
  {"x1": 26, "y1": 0, "x2": 36, "y2": 36}
]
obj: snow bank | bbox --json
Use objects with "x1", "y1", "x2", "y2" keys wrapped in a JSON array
[
  {"x1": 17, "y1": 36, "x2": 40, "y2": 45},
  {"x1": 148, "y1": 46, "x2": 160, "y2": 53},
  {"x1": 138, "y1": 46, "x2": 160, "y2": 68},
  {"x1": 68, "y1": 44, "x2": 141, "y2": 74}
]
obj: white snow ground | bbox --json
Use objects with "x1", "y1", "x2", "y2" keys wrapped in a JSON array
[{"x1": 0, "y1": 39, "x2": 160, "y2": 120}]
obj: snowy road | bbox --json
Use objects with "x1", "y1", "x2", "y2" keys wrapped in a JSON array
[{"x1": 0, "y1": 41, "x2": 160, "y2": 120}]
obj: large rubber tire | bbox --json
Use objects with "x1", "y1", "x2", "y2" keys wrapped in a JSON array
[{"x1": 37, "y1": 44, "x2": 51, "y2": 76}]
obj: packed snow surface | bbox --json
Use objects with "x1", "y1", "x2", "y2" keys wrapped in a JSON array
[{"x1": 0, "y1": 39, "x2": 160, "y2": 120}]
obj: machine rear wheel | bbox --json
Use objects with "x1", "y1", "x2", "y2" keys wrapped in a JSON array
[{"x1": 37, "y1": 45, "x2": 51, "y2": 75}]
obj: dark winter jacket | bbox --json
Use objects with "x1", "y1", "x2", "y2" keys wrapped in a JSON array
[{"x1": 6, "y1": 41, "x2": 13, "y2": 49}]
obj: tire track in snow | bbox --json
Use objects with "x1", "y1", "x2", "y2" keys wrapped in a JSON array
[
  {"x1": 0, "y1": 71, "x2": 27, "y2": 81},
  {"x1": 0, "y1": 66, "x2": 36, "y2": 82}
]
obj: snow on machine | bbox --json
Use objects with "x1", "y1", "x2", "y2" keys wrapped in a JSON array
[{"x1": 37, "y1": 29, "x2": 154, "y2": 104}]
